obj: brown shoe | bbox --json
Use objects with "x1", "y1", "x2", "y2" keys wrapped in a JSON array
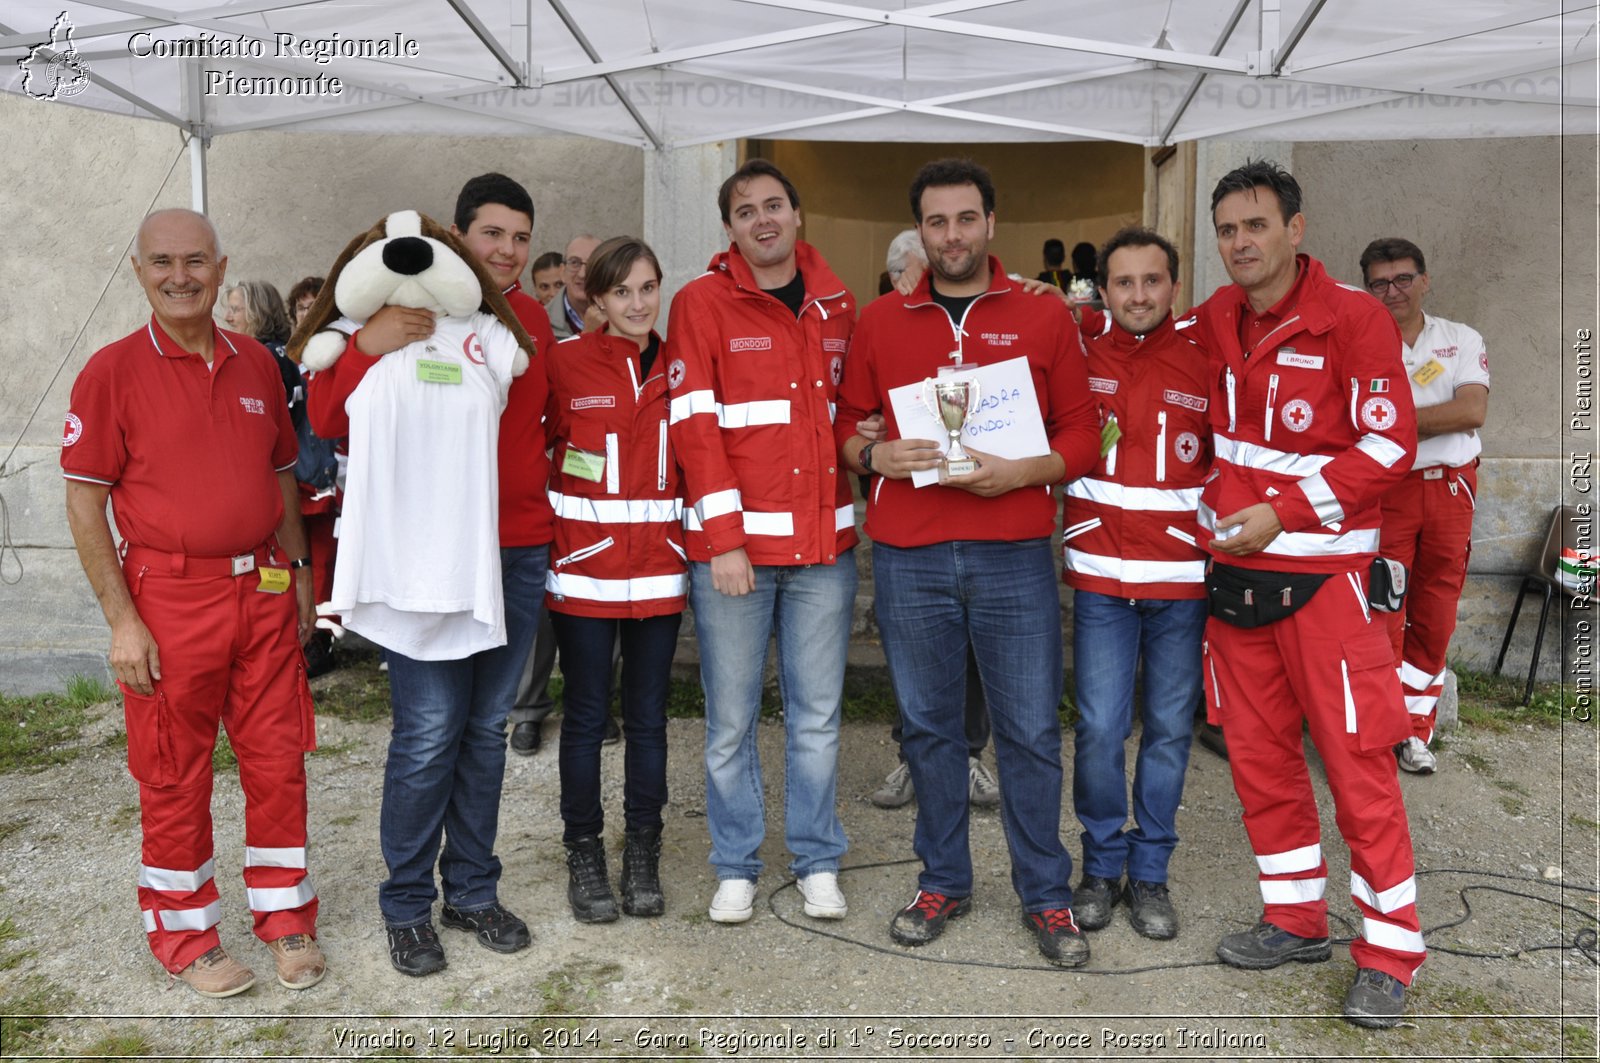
[
  {"x1": 265, "y1": 933, "x2": 326, "y2": 990},
  {"x1": 174, "y1": 945, "x2": 256, "y2": 998}
]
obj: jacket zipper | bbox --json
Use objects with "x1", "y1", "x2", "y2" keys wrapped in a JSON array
[
  {"x1": 1225, "y1": 368, "x2": 1237, "y2": 433},
  {"x1": 554, "y1": 536, "x2": 615, "y2": 568},
  {"x1": 1264, "y1": 373, "x2": 1279, "y2": 442},
  {"x1": 1156, "y1": 410, "x2": 1168, "y2": 482},
  {"x1": 1348, "y1": 377, "x2": 1361, "y2": 431},
  {"x1": 657, "y1": 419, "x2": 668, "y2": 491}
]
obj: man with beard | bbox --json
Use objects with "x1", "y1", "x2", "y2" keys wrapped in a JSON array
[{"x1": 835, "y1": 158, "x2": 1100, "y2": 966}]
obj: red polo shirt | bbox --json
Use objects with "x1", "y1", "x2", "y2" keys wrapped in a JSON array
[{"x1": 61, "y1": 317, "x2": 297, "y2": 556}]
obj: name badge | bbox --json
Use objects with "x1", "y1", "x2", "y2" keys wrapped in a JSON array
[
  {"x1": 417, "y1": 359, "x2": 462, "y2": 384},
  {"x1": 1276, "y1": 349, "x2": 1324, "y2": 370},
  {"x1": 1100, "y1": 417, "x2": 1122, "y2": 457},
  {"x1": 561, "y1": 445, "x2": 606, "y2": 483},
  {"x1": 257, "y1": 567, "x2": 291, "y2": 594},
  {"x1": 1412, "y1": 359, "x2": 1445, "y2": 386}
]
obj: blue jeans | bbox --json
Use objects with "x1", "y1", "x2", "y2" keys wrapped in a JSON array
[
  {"x1": 1072, "y1": 590, "x2": 1206, "y2": 884},
  {"x1": 690, "y1": 550, "x2": 857, "y2": 880},
  {"x1": 378, "y1": 546, "x2": 547, "y2": 927},
  {"x1": 872, "y1": 538, "x2": 1072, "y2": 911},
  {"x1": 551, "y1": 610, "x2": 681, "y2": 842}
]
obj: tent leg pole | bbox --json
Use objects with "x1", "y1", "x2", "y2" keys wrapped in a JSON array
[{"x1": 189, "y1": 133, "x2": 208, "y2": 214}]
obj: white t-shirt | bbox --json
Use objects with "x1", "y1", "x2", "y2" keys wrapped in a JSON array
[
  {"x1": 1403, "y1": 313, "x2": 1491, "y2": 469},
  {"x1": 331, "y1": 313, "x2": 521, "y2": 660}
]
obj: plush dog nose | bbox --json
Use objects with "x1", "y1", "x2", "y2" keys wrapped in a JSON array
[{"x1": 382, "y1": 237, "x2": 433, "y2": 276}]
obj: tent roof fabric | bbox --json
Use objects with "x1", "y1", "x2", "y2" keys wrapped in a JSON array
[{"x1": 3, "y1": 1, "x2": 1594, "y2": 147}]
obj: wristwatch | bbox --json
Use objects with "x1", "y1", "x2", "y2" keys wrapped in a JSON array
[{"x1": 859, "y1": 442, "x2": 877, "y2": 474}]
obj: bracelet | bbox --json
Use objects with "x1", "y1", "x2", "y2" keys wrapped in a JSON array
[{"x1": 289, "y1": 557, "x2": 312, "y2": 570}]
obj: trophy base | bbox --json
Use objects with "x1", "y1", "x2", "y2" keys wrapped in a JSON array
[{"x1": 939, "y1": 457, "x2": 978, "y2": 481}]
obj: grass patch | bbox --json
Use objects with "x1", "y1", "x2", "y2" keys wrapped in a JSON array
[
  {"x1": 1452, "y1": 748, "x2": 1494, "y2": 775},
  {"x1": 1453, "y1": 666, "x2": 1588, "y2": 727},
  {"x1": 0, "y1": 974, "x2": 71, "y2": 1049},
  {"x1": 254, "y1": 1020, "x2": 291, "y2": 1042},
  {"x1": 309, "y1": 738, "x2": 357, "y2": 759},
  {"x1": 1566, "y1": 1023, "x2": 1596, "y2": 1058},
  {"x1": 309, "y1": 652, "x2": 392, "y2": 723},
  {"x1": 107, "y1": 804, "x2": 140, "y2": 830},
  {"x1": 1570, "y1": 812, "x2": 1600, "y2": 832},
  {"x1": 81, "y1": 1031, "x2": 155, "y2": 1057},
  {"x1": 329, "y1": 813, "x2": 359, "y2": 827},
  {"x1": 213, "y1": 732, "x2": 237, "y2": 773},
  {"x1": 64, "y1": 673, "x2": 114, "y2": 708},
  {"x1": 0, "y1": 689, "x2": 91, "y2": 774}
]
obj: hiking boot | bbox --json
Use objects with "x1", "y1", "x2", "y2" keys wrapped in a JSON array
[
  {"x1": 1073, "y1": 874, "x2": 1121, "y2": 931},
  {"x1": 174, "y1": 945, "x2": 256, "y2": 998},
  {"x1": 967, "y1": 757, "x2": 1001, "y2": 808},
  {"x1": 620, "y1": 829, "x2": 665, "y2": 917},
  {"x1": 709, "y1": 878, "x2": 757, "y2": 923},
  {"x1": 1395, "y1": 736, "x2": 1437, "y2": 775},
  {"x1": 1343, "y1": 966, "x2": 1407, "y2": 1028},
  {"x1": 303, "y1": 630, "x2": 337, "y2": 679},
  {"x1": 565, "y1": 836, "x2": 619, "y2": 923},
  {"x1": 1125, "y1": 879, "x2": 1178, "y2": 940},
  {"x1": 889, "y1": 890, "x2": 971, "y2": 946},
  {"x1": 386, "y1": 923, "x2": 446, "y2": 977},
  {"x1": 440, "y1": 901, "x2": 531, "y2": 953},
  {"x1": 870, "y1": 762, "x2": 915, "y2": 808},
  {"x1": 1023, "y1": 908, "x2": 1090, "y2": 967},
  {"x1": 264, "y1": 933, "x2": 326, "y2": 989},
  {"x1": 1215, "y1": 920, "x2": 1331, "y2": 969},
  {"x1": 798, "y1": 871, "x2": 847, "y2": 919},
  {"x1": 509, "y1": 719, "x2": 541, "y2": 755}
]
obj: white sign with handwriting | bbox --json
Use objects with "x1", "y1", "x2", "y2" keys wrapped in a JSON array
[{"x1": 887, "y1": 356, "x2": 1050, "y2": 488}]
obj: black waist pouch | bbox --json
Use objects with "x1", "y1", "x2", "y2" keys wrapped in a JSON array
[{"x1": 1206, "y1": 562, "x2": 1330, "y2": 629}]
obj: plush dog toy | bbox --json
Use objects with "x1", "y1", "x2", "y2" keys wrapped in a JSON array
[{"x1": 289, "y1": 210, "x2": 538, "y2": 661}]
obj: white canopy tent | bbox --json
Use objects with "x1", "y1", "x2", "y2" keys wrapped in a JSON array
[{"x1": 4, "y1": 1, "x2": 1594, "y2": 204}]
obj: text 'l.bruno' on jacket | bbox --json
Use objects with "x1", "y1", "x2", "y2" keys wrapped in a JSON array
[
  {"x1": 545, "y1": 327, "x2": 687, "y2": 618},
  {"x1": 664, "y1": 240, "x2": 859, "y2": 566}
]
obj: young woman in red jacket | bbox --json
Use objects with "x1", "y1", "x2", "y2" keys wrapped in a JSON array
[{"x1": 544, "y1": 237, "x2": 686, "y2": 923}]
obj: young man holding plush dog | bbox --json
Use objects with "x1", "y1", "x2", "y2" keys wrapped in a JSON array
[{"x1": 307, "y1": 173, "x2": 556, "y2": 977}]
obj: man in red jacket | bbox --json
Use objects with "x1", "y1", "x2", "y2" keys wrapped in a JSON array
[
  {"x1": 307, "y1": 173, "x2": 557, "y2": 977},
  {"x1": 666, "y1": 160, "x2": 859, "y2": 926},
  {"x1": 836, "y1": 159, "x2": 1100, "y2": 967},
  {"x1": 1195, "y1": 160, "x2": 1424, "y2": 1028},
  {"x1": 1064, "y1": 228, "x2": 1211, "y2": 943}
]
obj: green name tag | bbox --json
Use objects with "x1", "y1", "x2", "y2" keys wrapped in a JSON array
[
  {"x1": 417, "y1": 359, "x2": 463, "y2": 384},
  {"x1": 1100, "y1": 417, "x2": 1123, "y2": 457},
  {"x1": 561, "y1": 445, "x2": 606, "y2": 482}
]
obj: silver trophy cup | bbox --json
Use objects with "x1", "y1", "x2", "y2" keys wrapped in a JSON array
[{"x1": 922, "y1": 377, "x2": 981, "y2": 481}]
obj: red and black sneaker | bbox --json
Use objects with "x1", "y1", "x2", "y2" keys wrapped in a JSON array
[
  {"x1": 889, "y1": 890, "x2": 972, "y2": 946},
  {"x1": 1023, "y1": 907, "x2": 1090, "y2": 967}
]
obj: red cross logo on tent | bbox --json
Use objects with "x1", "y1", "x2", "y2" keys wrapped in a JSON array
[
  {"x1": 1361, "y1": 396, "x2": 1397, "y2": 431},
  {"x1": 1175, "y1": 431, "x2": 1200, "y2": 463},
  {"x1": 1282, "y1": 399, "x2": 1313, "y2": 432}
]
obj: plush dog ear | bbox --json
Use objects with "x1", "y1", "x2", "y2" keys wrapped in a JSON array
[{"x1": 285, "y1": 219, "x2": 386, "y2": 364}]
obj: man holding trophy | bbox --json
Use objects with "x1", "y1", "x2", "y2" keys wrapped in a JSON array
[{"x1": 836, "y1": 159, "x2": 1100, "y2": 966}]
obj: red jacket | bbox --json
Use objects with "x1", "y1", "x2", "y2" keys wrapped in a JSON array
[
  {"x1": 834, "y1": 259, "x2": 1100, "y2": 548},
  {"x1": 1194, "y1": 255, "x2": 1415, "y2": 574},
  {"x1": 307, "y1": 283, "x2": 557, "y2": 548},
  {"x1": 1062, "y1": 309, "x2": 1211, "y2": 599},
  {"x1": 544, "y1": 329, "x2": 686, "y2": 618},
  {"x1": 665, "y1": 241, "x2": 859, "y2": 565}
]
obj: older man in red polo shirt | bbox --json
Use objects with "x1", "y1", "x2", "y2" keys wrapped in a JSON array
[{"x1": 63, "y1": 209, "x2": 323, "y2": 998}]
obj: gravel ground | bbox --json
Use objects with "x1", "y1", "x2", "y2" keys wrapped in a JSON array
[{"x1": 0, "y1": 677, "x2": 1595, "y2": 1061}]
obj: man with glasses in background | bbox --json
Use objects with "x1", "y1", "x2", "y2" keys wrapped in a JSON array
[
  {"x1": 550, "y1": 234, "x2": 601, "y2": 339},
  {"x1": 1360, "y1": 238, "x2": 1490, "y2": 775}
]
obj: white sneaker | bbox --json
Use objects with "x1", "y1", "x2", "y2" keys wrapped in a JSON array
[
  {"x1": 709, "y1": 878, "x2": 756, "y2": 923},
  {"x1": 968, "y1": 756, "x2": 1001, "y2": 807},
  {"x1": 798, "y1": 871, "x2": 847, "y2": 919},
  {"x1": 1395, "y1": 736, "x2": 1437, "y2": 775}
]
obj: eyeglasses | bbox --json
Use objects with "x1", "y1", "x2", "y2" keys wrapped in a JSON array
[
  {"x1": 1366, "y1": 273, "x2": 1418, "y2": 295},
  {"x1": 565, "y1": 257, "x2": 587, "y2": 270}
]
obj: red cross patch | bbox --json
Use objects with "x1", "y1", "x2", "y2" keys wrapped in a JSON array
[
  {"x1": 667, "y1": 358, "x2": 686, "y2": 390},
  {"x1": 1361, "y1": 396, "x2": 1397, "y2": 431},
  {"x1": 1282, "y1": 399, "x2": 1314, "y2": 432},
  {"x1": 1175, "y1": 431, "x2": 1200, "y2": 463},
  {"x1": 462, "y1": 332, "x2": 486, "y2": 365},
  {"x1": 62, "y1": 412, "x2": 82, "y2": 447},
  {"x1": 830, "y1": 355, "x2": 843, "y2": 386}
]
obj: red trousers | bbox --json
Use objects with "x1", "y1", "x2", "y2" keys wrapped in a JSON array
[
  {"x1": 120, "y1": 550, "x2": 318, "y2": 973},
  {"x1": 304, "y1": 510, "x2": 339, "y2": 615},
  {"x1": 1380, "y1": 464, "x2": 1476, "y2": 743},
  {"x1": 1203, "y1": 568, "x2": 1426, "y2": 984}
]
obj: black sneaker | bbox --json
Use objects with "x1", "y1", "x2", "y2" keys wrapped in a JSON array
[
  {"x1": 509, "y1": 720, "x2": 541, "y2": 755},
  {"x1": 602, "y1": 715, "x2": 622, "y2": 746},
  {"x1": 440, "y1": 901, "x2": 531, "y2": 954},
  {"x1": 1073, "y1": 875, "x2": 1121, "y2": 931},
  {"x1": 1125, "y1": 879, "x2": 1178, "y2": 940},
  {"x1": 303, "y1": 630, "x2": 337, "y2": 679},
  {"x1": 1343, "y1": 966, "x2": 1407, "y2": 1028},
  {"x1": 387, "y1": 922, "x2": 447, "y2": 977},
  {"x1": 620, "y1": 828, "x2": 665, "y2": 917},
  {"x1": 889, "y1": 890, "x2": 971, "y2": 946},
  {"x1": 565, "y1": 836, "x2": 620, "y2": 923},
  {"x1": 1215, "y1": 920, "x2": 1331, "y2": 969},
  {"x1": 1023, "y1": 908, "x2": 1090, "y2": 967}
]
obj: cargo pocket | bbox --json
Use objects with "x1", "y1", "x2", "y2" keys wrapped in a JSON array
[
  {"x1": 1339, "y1": 630, "x2": 1409, "y2": 751},
  {"x1": 120, "y1": 684, "x2": 174, "y2": 786},
  {"x1": 296, "y1": 664, "x2": 317, "y2": 753}
]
